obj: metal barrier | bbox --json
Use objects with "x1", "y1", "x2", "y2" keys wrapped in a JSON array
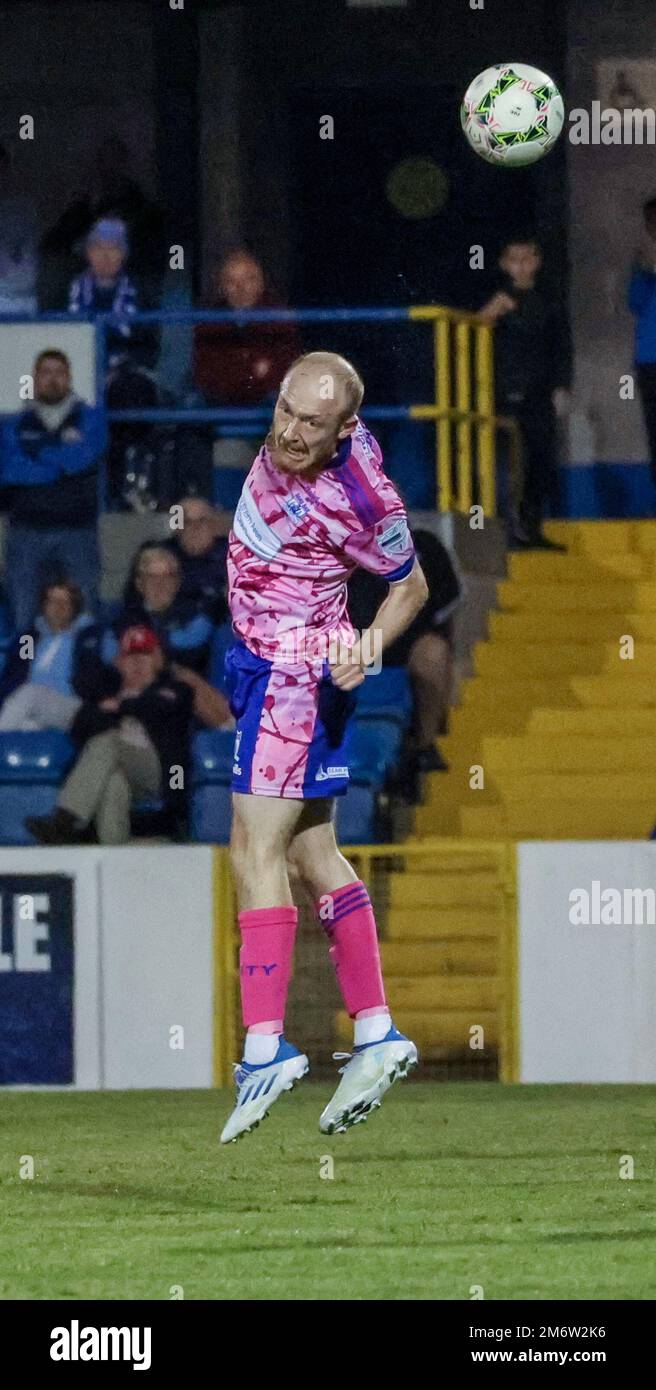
[
  {"x1": 0, "y1": 304, "x2": 518, "y2": 515},
  {"x1": 211, "y1": 838, "x2": 518, "y2": 1087},
  {"x1": 93, "y1": 303, "x2": 508, "y2": 516}
]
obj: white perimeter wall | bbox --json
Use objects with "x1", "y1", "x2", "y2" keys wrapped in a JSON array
[
  {"x1": 0, "y1": 845, "x2": 215, "y2": 1089},
  {"x1": 518, "y1": 842, "x2": 656, "y2": 1082}
]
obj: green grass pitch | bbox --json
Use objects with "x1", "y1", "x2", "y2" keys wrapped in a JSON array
[{"x1": 2, "y1": 1082, "x2": 655, "y2": 1301}]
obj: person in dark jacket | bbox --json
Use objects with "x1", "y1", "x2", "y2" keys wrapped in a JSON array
[
  {"x1": 26, "y1": 625, "x2": 193, "y2": 845},
  {"x1": 0, "y1": 349, "x2": 106, "y2": 628},
  {"x1": 105, "y1": 542, "x2": 215, "y2": 674},
  {"x1": 0, "y1": 580, "x2": 95, "y2": 730},
  {"x1": 348, "y1": 527, "x2": 463, "y2": 779},
  {"x1": 194, "y1": 249, "x2": 302, "y2": 406},
  {"x1": 628, "y1": 196, "x2": 656, "y2": 487},
  {"x1": 165, "y1": 496, "x2": 229, "y2": 624},
  {"x1": 477, "y1": 237, "x2": 571, "y2": 550}
]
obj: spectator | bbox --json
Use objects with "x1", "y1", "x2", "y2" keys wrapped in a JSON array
[
  {"x1": 26, "y1": 623, "x2": 232, "y2": 845},
  {"x1": 0, "y1": 143, "x2": 37, "y2": 315},
  {"x1": 347, "y1": 528, "x2": 463, "y2": 787},
  {"x1": 477, "y1": 237, "x2": 571, "y2": 550},
  {"x1": 105, "y1": 544, "x2": 215, "y2": 674},
  {"x1": 41, "y1": 134, "x2": 165, "y2": 301},
  {"x1": 194, "y1": 248, "x2": 301, "y2": 405},
  {"x1": 628, "y1": 196, "x2": 656, "y2": 488},
  {"x1": 0, "y1": 581, "x2": 94, "y2": 731},
  {"x1": 164, "y1": 496, "x2": 229, "y2": 623},
  {"x1": 68, "y1": 217, "x2": 159, "y2": 509},
  {"x1": 0, "y1": 349, "x2": 106, "y2": 629},
  {"x1": 26, "y1": 625, "x2": 193, "y2": 845},
  {"x1": 69, "y1": 219, "x2": 136, "y2": 365}
]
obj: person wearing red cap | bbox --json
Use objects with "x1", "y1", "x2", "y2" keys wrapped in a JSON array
[{"x1": 26, "y1": 624, "x2": 194, "y2": 845}]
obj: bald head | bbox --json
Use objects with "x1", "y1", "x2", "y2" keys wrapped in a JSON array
[
  {"x1": 283, "y1": 351, "x2": 364, "y2": 423},
  {"x1": 270, "y1": 350, "x2": 364, "y2": 478}
]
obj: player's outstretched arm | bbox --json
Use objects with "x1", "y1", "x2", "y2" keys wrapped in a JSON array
[{"x1": 330, "y1": 560, "x2": 429, "y2": 690}]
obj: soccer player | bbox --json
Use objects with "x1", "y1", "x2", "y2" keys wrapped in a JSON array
[{"x1": 220, "y1": 351, "x2": 429, "y2": 1144}]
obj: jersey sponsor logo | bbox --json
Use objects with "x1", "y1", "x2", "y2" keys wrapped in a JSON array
[
  {"x1": 281, "y1": 492, "x2": 311, "y2": 525},
  {"x1": 234, "y1": 485, "x2": 283, "y2": 561},
  {"x1": 315, "y1": 763, "x2": 350, "y2": 781},
  {"x1": 376, "y1": 516, "x2": 410, "y2": 555}
]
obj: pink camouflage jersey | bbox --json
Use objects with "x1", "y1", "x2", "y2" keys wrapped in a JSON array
[{"x1": 227, "y1": 419, "x2": 416, "y2": 663}]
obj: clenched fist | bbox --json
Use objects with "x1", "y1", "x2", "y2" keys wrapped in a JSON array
[{"x1": 329, "y1": 640, "x2": 366, "y2": 691}]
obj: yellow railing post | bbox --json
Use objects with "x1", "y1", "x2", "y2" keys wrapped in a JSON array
[
  {"x1": 411, "y1": 305, "x2": 500, "y2": 519},
  {"x1": 435, "y1": 313, "x2": 452, "y2": 511},
  {"x1": 213, "y1": 846, "x2": 239, "y2": 1087},
  {"x1": 455, "y1": 320, "x2": 472, "y2": 513},
  {"x1": 475, "y1": 322, "x2": 496, "y2": 516}
]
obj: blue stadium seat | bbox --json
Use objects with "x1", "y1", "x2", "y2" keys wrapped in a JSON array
[
  {"x1": 336, "y1": 718, "x2": 402, "y2": 844},
  {"x1": 354, "y1": 667, "x2": 412, "y2": 724},
  {"x1": 336, "y1": 786, "x2": 379, "y2": 844},
  {"x1": 212, "y1": 467, "x2": 249, "y2": 511},
  {"x1": 209, "y1": 622, "x2": 234, "y2": 694},
  {"x1": 350, "y1": 717, "x2": 403, "y2": 781},
  {"x1": 0, "y1": 600, "x2": 14, "y2": 677},
  {"x1": 0, "y1": 732, "x2": 75, "y2": 845},
  {"x1": 189, "y1": 729, "x2": 235, "y2": 844}
]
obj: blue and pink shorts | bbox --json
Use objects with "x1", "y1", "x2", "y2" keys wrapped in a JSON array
[{"x1": 225, "y1": 641, "x2": 356, "y2": 798}]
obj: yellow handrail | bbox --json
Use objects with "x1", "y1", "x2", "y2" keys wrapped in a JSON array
[{"x1": 409, "y1": 304, "x2": 509, "y2": 518}]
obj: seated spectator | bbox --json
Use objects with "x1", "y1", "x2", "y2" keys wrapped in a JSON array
[
  {"x1": 26, "y1": 626, "x2": 191, "y2": 845},
  {"x1": 194, "y1": 248, "x2": 301, "y2": 405},
  {"x1": 347, "y1": 528, "x2": 463, "y2": 786},
  {"x1": 26, "y1": 624, "x2": 231, "y2": 845},
  {"x1": 0, "y1": 349, "x2": 106, "y2": 629},
  {"x1": 0, "y1": 581, "x2": 94, "y2": 731},
  {"x1": 107, "y1": 543, "x2": 215, "y2": 674},
  {"x1": 0, "y1": 142, "x2": 37, "y2": 315},
  {"x1": 164, "y1": 496, "x2": 229, "y2": 623}
]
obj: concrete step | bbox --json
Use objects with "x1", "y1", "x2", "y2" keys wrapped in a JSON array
[
  {"x1": 498, "y1": 580, "x2": 656, "y2": 611},
  {"x1": 542, "y1": 519, "x2": 636, "y2": 551},
  {"x1": 459, "y1": 801, "x2": 655, "y2": 839},
  {"x1": 380, "y1": 940, "x2": 498, "y2": 975},
  {"x1": 388, "y1": 871, "x2": 504, "y2": 909},
  {"x1": 386, "y1": 975, "x2": 498, "y2": 1012},
  {"x1": 463, "y1": 675, "x2": 655, "y2": 707},
  {"x1": 386, "y1": 906, "x2": 503, "y2": 938},
  {"x1": 488, "y1": 772, "x2": 656, "y2": 801},
  {"x1": 489, "y1": 611, "x2": 656, "y2": 643},
  {"x1": 439, "y1": 734, "x2": 656, "y2": 773},
  {"x1": 508, "y1": 552, "x2": 651, "y2": 582},
  {"x1": 528, "y1": 707, "x2": 656, "y2": 736},
  {"x1": 474, "y1": 641, "x2": 653, "y2": 677}
]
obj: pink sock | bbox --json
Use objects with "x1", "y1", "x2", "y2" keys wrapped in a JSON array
[
  {"x1": 239, "y1": 906, "x2": 297, "y2": 1029},
  {"x1": 316, "y1": 881, "x2": 387, "y2": 1018}
]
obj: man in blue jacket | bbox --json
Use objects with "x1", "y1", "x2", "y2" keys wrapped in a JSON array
[
  {"x1": 0, "y1": 348, "x2": 107, "y2": 629},
  {"x1": 628, "y1": 197, "x2": 656, "y2": 487}
]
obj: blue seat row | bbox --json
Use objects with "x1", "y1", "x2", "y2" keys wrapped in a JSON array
[{"x1": 0, "y1": 691, "x2": 408, "y2": 846}]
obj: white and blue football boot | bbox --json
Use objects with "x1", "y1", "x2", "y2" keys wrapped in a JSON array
[
  {"x1": 220, "y1": 1036, "x2": 309, "y2": 1144},
  {"x1": 319, "y1": 1025, "x2": 418, "y2": 1135}
]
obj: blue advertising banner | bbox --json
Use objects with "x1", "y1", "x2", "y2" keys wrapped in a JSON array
[{"x1": 0, "y1": 874, "x2": 74, "y2": 1084}]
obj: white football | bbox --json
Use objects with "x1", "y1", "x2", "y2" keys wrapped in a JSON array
[{"x1": 461, "y1": 63, "x2": 565, "y2": 167}]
